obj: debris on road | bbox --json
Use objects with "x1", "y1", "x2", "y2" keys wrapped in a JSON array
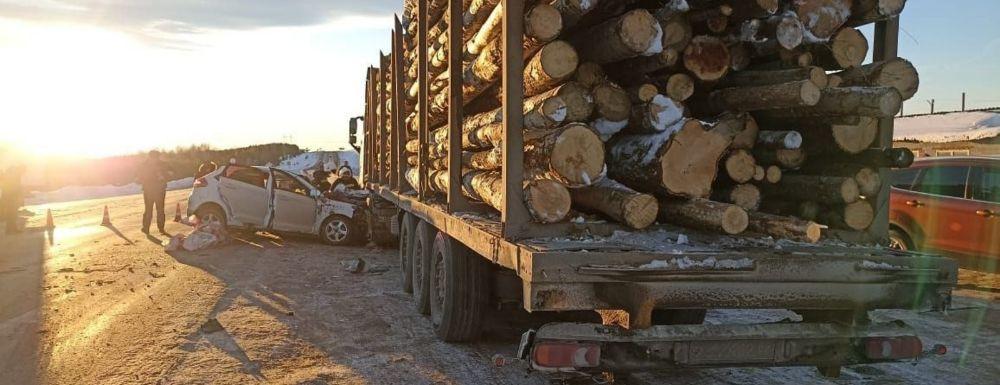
[
  {"x1": 342, "y1": 258, "x2": 366, "y2": 273},
  {"x1": 492, "y1": 354, "x2": 507, "y2": 367},
  {"x1": 165, "y1": 223, "x2": 231, "y2": 252}
]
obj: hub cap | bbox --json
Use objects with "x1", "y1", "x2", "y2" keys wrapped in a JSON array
[{"x1": 325, "y1": 220, "x2": 349, "y2": 242}]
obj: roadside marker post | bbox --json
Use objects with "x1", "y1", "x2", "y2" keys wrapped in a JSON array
[
  {"x1": 174, "y1": 202, "x2": 183, "y2": 222},
  {"x1": 45, "y1": 209, "x2": 54, "y2": 229},
  {"x1": 101, "y1": 206, "x2": 111, "y2": 226}
]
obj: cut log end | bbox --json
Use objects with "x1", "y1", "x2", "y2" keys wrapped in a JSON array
[
  {"x1": 753, "y1": 165, "x2": 766, "y2": 181},
  {"x1": 660, "y1": 120, "x2": 731, "y2": 198},
  {"x1": 765, "y1": 165, "x2": 782, "y2": 183},
  {"x1": 832, "y1": 116, "x2": 878, "y2": 154},
  {"x1": 525, "y1": 179, "x2": 573, "y2": 223},
  {"x1": 549, "y1": 124, "x2": 606, "y2": 186},
  {"x1": 843, "y1": 200, "x2": 875, "y2": 230},
  {"x1": 623, "y1": 194, "x2": 659, "y2": 229},
  {"x1": 830, "y1": 28, "x2": 869, "y2": 69},
  {"x1": 730, "y1": 184, "x2": 762, "y2": 211},
  {"x1": 593, "y1": 83, "x2": 632, "y2": 122},
  {"x1": 840, "y1": 178, "x2": 861, "y2": 204},
  {"x1": 526, "y1": 4, "x2": 563, "y2": 42},
  {"x1": 725, "y1": 150, "x2": 757, "y2": 183},
  {"x1": 538, "y1": 40, "x2": 580, "y2": 83},
  {"x1": 684, "y1": 35, "x2": 731, "y2": 82},
  {"x1": 620, "y1": 9, "x2": 661, "y2": 54},
  {"x1": 665, "y1": 73, "x2": 695, "y2": 101},
  {"x1": 855, "y1": 167, "x2": 881, "y2": 197},
  {"x1": 721, "y1": 205, "x2": 751, "y2": 235},
  {"x1": 775, "y1": 16, "x2": 805, "y2": 50},
  {"x1": 575, "y1": 62, "x2": 607, "y2": 89}
]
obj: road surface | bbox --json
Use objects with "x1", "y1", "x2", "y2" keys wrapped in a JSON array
[{"x1": 1, "y1": 191, "x2": 998, "y2": 384}]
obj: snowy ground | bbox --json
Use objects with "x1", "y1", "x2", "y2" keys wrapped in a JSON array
[
  {"x1": 24, "y1": 177, "x2": 194, "y2": 206},
  {"x1": 278, "y1": 151, "x2": 359, "y2": 178},
  {"x1": 895, "y1": 111, "x2": 1000, "y2": 143}
]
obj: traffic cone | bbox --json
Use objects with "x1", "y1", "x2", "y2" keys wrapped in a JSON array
[
  {"x1": 101, "y1": 206, "x2": 112, "y2": 226},
  {"x1": 45, "y1": 209, "x2": 54, "y2": 229},
  {"x1": 174, "y1": 202, "x2": 183, "y2": 222}
]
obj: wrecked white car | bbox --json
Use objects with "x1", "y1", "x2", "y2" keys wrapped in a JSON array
[{"x1": 186, "y1": 165, "x2": 364, "y2": 245}]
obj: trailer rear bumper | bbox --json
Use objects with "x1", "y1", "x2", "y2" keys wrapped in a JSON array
[{"x1": 520, "y1": 321, "x2": 943, "y2": 374}]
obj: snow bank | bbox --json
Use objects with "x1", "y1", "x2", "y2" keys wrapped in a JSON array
[
  {"x1": 25, "y1": 177, "x2": 195, "y2": 205},
  {"x1": 895, "y1": 111, "x2": 1000, "y2": 143}
]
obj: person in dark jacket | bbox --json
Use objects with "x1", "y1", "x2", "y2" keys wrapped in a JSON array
[
  {"x1": 311, "y1": 169, "x2": 332, "y2": 192},
  {"x1": 137, "y1": 151, "x2": 171, "y2": 234},
  {"x1": 1, "y1": 164, "x2": 26, "y2": 234}
]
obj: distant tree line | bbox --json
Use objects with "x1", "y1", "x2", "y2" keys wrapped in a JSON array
[{"x1": 32, "y1": 143, "x2": 303, "y2": 190}]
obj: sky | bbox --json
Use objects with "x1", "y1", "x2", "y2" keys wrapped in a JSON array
[{"x1": 0, "y1": 0, "x2": 998, "y2": 160}]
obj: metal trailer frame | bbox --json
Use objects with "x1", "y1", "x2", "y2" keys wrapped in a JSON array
[{"x1": 362, "y1": 0, "x2": 955, "y2": 345}]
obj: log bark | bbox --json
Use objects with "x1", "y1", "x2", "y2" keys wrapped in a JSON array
[
  {"x1": 820, "y1": 147, "x2": 914, "y2": 168},
  {"x1": 570, "y1": 178, "x2": 659, "y2": 229},
  {"x1": 608, "y1": 119, "x2": 731, "y2": 198},
  {"x1": 524, "y1": 123, "x2": 606, "y2": 187},
  {"x1": 623, "y1": 94, "x2": 686, "y2": 134},
  {"x1": 732, "y1": 114, "x2": 759, "y2": 150},
  {"x1": 792, "y1": 0, "x2": 853, "y2": 40},
  {"x1": 574, "y1": 62, "x2": 608, "y2": 89},
  {"x1": 703, "y1": 80, "x2": 821, "y2": 114},
  {"x1": 526, "y1": 81, "x2": 595, "y2": 123},
  {"x1": 689, "y1": 0, "x2": 780, "y2": 21},
  {"x1": 835, "y1": 58, "x2": 919, "y2": 100},
  {"x1": 470, "y1": 170, "x2": 573, "y2": 223},
  {"x1": 756, "y1": 130, "x2": 803, "y2": 150},
  {"x1": 806, "y1": 27, "x2": 868, "y2": 70},
  {"x1": 592, "y1": 83, "x2": 632, "y2": 122},
  {"x1": 659, "y1": 198, "x2": 749, "y2": 235},
  {"x1": 747, "y1": 211, "x2": 823, "y2": 243},
  {"x1": 754, "y1": 148, "x2": 806, "y2": 169},
  {"x1": 753, "y1": 86, "x2": 903, "y2": 119},
  {"x1": 763, "y1": 175, "x2": 860, "y2": 204},
  {"x1": 523, "y1": 40, "x2": 580, "y2": 97},
  {"x1": 718, "y1": 66, "x2": 829, "y2": 89},
  {"x1": 798, "y1": 164, "x2": 882, "y2": 197},
  {"x1": 605, "y1": 49, "x2": 680, "y2": 86},
  {"x1": 797, "y1": 115, "x2": 878, "y2": 154},
  {"x1": 569, "y1": 9, "x2": 663, "y2": 64},
  {"x1": 713, "y1": 183, "x2": 762, "y2": 211},
  {"x1": 847, "y1": 0, "x2": 907, "y2": 27},
  {"x1": 549, "y1": 0, "x2": 598, "y2": 30},
  {"x1": 684, "y1": 35, "x2": 731, "y2": 81}
]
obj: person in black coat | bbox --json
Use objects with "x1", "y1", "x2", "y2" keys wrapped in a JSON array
[{"x1": 137, "y1": 151, "x2": 172, "y2": 234}]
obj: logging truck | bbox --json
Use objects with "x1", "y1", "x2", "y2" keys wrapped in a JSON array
[{"x1": 351, "y1": 0, "x2": 956, "y2": 378}]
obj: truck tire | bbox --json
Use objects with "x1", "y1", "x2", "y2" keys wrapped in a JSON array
[
  {"x1": 411, "y1": 220, "x2": 436, "y2": 315},
  {"x1": 651, "y1": 309, "x2": 707, "y2": 325},
  {"x1": 429, "y1": 232, "x2": 489, "y2": 342},
  {"x1": 399, "y1": 213, "x2": 416, "y2": 293}
]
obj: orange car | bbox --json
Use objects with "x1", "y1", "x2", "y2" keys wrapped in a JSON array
[{"x1": 889, "y1": 156, "x2": 999, "y2": 264}]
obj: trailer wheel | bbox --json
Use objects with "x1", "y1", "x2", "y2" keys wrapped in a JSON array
[
  {"x1": 399, "y1": 213, "x2": 416, "y2": 293},
  {"x1": 651, "y1": 309, "x2": 706, "y2": 325},
  {"x1": 429, "y1": 232, "x2": 489, "y2": 342},
  {"x1": 411, "y1": 220, "x2": 436, "y2": 315}
]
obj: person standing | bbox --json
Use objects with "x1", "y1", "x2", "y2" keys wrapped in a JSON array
[
  {"x1": 0, "y1": 164, "x2": 25, "y2": 234},
  {"x1": 137, "y1": 151, "x2": 171, "y2": 234}
]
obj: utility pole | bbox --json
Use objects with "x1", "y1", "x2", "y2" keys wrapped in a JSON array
[
  {"x1": 927, "y1": 99, "x2": 935, "y2": 114},
  {"x1": 961, "y1": 92, "x2": 966, "y2": 111}
]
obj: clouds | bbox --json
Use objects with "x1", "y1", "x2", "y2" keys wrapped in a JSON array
[{"x1": 0, "y1": 0, "x2": 398, "y2": 47}]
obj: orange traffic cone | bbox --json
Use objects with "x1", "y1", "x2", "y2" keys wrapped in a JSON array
[
  {"x1": 101, "y1": 206, "x2": 112, "y2": 226},
  {"x1": 174, "y1": 202, "x2": 183, "y2": 222},
  {"x1": 45, "y1": 209, "x2": 54, "y2": 229}
]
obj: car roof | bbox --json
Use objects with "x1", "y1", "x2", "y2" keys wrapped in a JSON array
[{"x1": 910, "y1": 156, "x2": 1000, "y2": 167}]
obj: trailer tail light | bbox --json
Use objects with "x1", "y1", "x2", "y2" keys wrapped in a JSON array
[
  {"x1": 193, "y1": 177, "x2": 207, "y2": 188},
  {"x1": 863, "y1": 336, "x2": 923, "y2": 360},
  {"x1": 532, "y1": 342, "x2": 600, "y2": 369}
]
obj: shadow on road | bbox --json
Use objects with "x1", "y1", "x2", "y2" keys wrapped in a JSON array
[{"x1": 0, "y1": 226, "x2": 47, "y2": 385}]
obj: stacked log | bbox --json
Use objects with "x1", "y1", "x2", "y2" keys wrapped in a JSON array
[{"x1": 391, "y1": 0, "x2": 916, "y2": 241}]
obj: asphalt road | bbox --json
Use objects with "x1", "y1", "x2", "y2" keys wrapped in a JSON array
[{"x1": 1, "y1": 191, "x2": 998, "y2": 384}]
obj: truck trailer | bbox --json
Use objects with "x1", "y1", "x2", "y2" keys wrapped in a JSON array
[{"x1": 352, "y1": 0, "x2": 956, "y2": 378}]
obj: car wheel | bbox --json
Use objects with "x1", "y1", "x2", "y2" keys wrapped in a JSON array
[
  {"x1": 412, "y1": 220, "x2": 436, "y2": 315},
  {"x1": 321, "y1": 215, "x2": 356, "y2": 246},
  {"x1": 429, "y1": 231, "x2": 489, "y2": 342},
  {"x1": 399, "y1": 213, "x2": 416, "y2": 294},
  {"x1": 195, "y1": 205, "x2": 227, "y2": 228},
  {"x1": 889, "y1": 228, "x2": 914, "y2": 252}
]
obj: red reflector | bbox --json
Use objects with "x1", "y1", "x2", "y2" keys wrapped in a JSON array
[
  {"x1": 193, "y1": 177, "x2": 207, "y2": 187},
  {"x1": 532, "y1": 342, "x2": 600, "y2": 369},
  {"x1": 864, "y1": 336, "x2": 923, "y2": 360}
]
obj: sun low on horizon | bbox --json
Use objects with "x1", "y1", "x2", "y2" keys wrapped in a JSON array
[{"x1": 0, "y1": 12, "x2": 391, "y2": 161}]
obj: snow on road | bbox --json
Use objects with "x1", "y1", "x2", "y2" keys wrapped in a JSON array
[
  {"x1": 25, "y1": 177, "x2": 194, "y2": 206},
  {"x1": 895, "y1": 111, "x2": 1000, "y2": 143}
]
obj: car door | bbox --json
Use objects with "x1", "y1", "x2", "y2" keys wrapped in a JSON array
[
  {"x1": 218, "y1": 166, "x2": 270, "y2": 226},
  {"x1": 269, "y1": 169, "x2": 319, "y2": 234},
  {"x1": 968, "y1": 165, "x2": 1000, "y2": 259},
  {"x1": 909, "y1": 165, "x2": 972, "y2": 254}
]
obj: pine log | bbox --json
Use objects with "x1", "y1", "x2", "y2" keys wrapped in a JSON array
[
  {"x1": 703, "y1": 80, "x2": 821, "y2": 114},
  {"x1": 464, "y1": 147, "x2": 503, "y2": 170},
  {"x1": 753, "y1": 165, "x2": 766, "y2": 181},
  {"x1": 798, "y1": 115, "x2": 878, "y2": 154},
  {"x1": 718, "y1": 66, "x2": 829, "y2": 89},
  {"x1": 818, "y1": 200, "x2": 875, "y2": 231},
  {"x1": 464, "y1": 4, "x2": 503, "y2": 59},
  {"x1": 753, "y1": 86, "x2": 903, "y2": 119},
  {"x1": 574, "y1": 62, "x2": 608, "y2": 89},
  {"x1": 688, "y1": 0, "x2": 780, "y2": 21},
  {"x1": 806, "y1": 27, "x2": 868, "y2": 70},
  {"x1": 661, "y1": 73, "x2": 695, "y2": 102},
  {"x1": 835, "y1": 58, "x2": 919, "y2": 100},
  {"x1": 765, "y1": 165, "x2": 783, "y2": 183},
  {"x1": 747, "y1": 211, "x2": 823, "y2": 243},
  {"x1": 732, "y1": 114, "x2": 759, "y2": 150},
  {"x1": 524, "y1": 123, "x2": 606, "y2": 187},
  {"x1": 722, "y1": 149, "x2": 757, "y2": 183},
  {"x1": 756, "y1": 130, "x2": 803, "y2": 150},
  {"x1": 523, "y1": 4, "x2": 565, "y2": 57},
  {"x1": 462, "y1": 0, "x2": 501, "y2": 42},
  {"x1": 549, "y1": 0, "x2": 599, "y2": 30},
  {"x1": 798, "y1": 164, "x2": 882, "y2": 197},
  {"x1": 827, "y1": 73, "x2": 844, "y2": 87},
  {"x1": 684, "y1": 35, "x2": 731, "y2": 81},
  {"x1": 608, "y1": 119, "x2": 731, "y2": 199},
  {"x1": 623, "y1": 94, "x2": 686, "y2": 134},
  {"x1": 659, "y1": 12, "x2": 693, "y2": 52},
  {"x1": 626, "y1": 83, "x2": 660, "y2": 104},
  {"x1": 470, "y1": 170, "x2": 573, "y2": 223},
  {"x1": 569, "y1": 9, "x2": 663, "y2": 64},
  {"x1": 758, "y1": 13, "x2": 805, "y2": 51},
  {"x1": 428, "y1": 92, "x2": 569, "y2": 149},
  {"x1": 659, "y1": 198, "x2": 749, "y2": 235},
  {"x1": 713, "y1": 183, "x2": 762, "y2": 211},
  {"x1": 792, "y1": 0, "x2": 853, "y2": 40},
  {"x1": 764, "y1": 175, "x2": 860, "y2": 204},
  {"x1": 592, "y1": 83, "x2": 632, "y2": 122},
  {"x1": 524, "y1": 40, "x2": 580, "y2": 97},
  {"x1": 605, "y1": 49, "x2": 680, "y2": 86},
  {"x1": 706, "y1": 112, "x2": 747, "y2": 142},
  {"x1": 754, "y1": 148, "x2": 806, "y2": 169},
  {"x1": 847, "y1": 0, "x2": 907, "y2": 27},
  {"x1": 526, "y1": 81, "x2": 595, "y2": 123},
  {"x1": 821, "y1": 147, "x2": 914, "y2": 168},
  {"x1": 570, "y1": 178, "x2": 659, "y2": 229},
  {"x1": 728, "y1": 42, "x2": 752, "y2": 71}
]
